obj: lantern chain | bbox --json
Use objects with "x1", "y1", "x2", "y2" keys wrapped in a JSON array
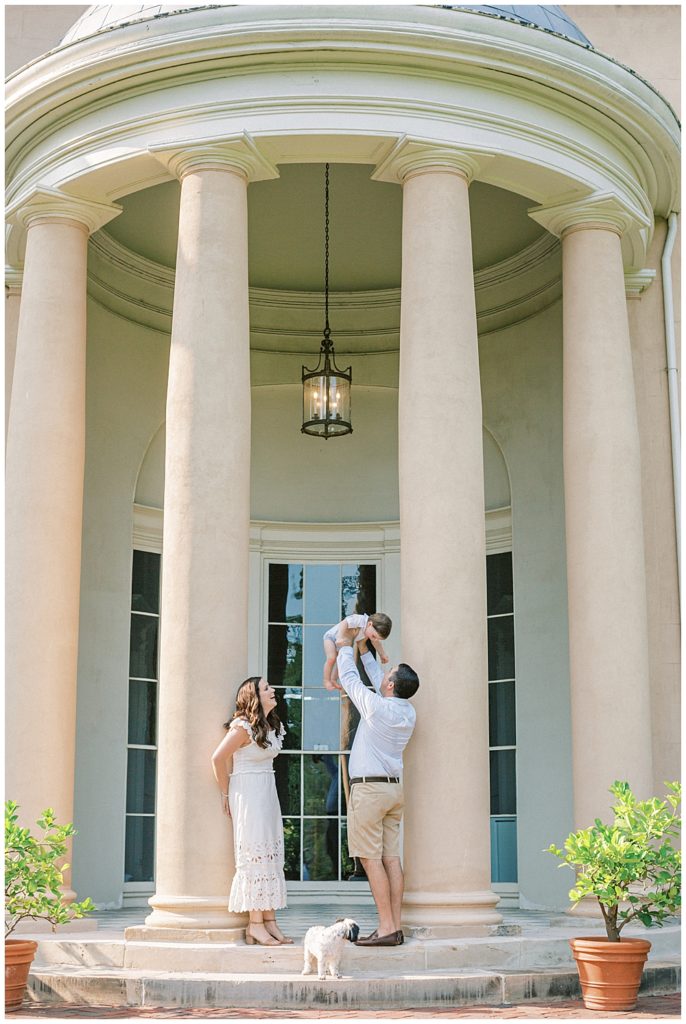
[{"x1": 324, "y1": 162, "x2": 331, "y2": 342}]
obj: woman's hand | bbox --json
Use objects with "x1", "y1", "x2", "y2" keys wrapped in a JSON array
[{"x1": 221, "y1": 793, "x2": 231, "y2": 818}]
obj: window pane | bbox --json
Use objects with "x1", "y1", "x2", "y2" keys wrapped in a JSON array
[
  {"x1": 128, "y1": 679, "x2": 157, "y2": 746},
  {"x1": 304, "y1": 754, "x2": 339, "y2": 815},
  {"x1": 126, "y1": 749, "x2": 157, "y2": 813},
  {"x1": 268, "y1": 564, "x2": 302, "y2": 623},
  {"x1": 129, "y1": 614, "x2": 158, "y2": 679},
  {"x1": 304, "y1": 564, "x2": 340, "y2": 625},
  {"x1": 283, "y1": 817, "x2": 301, "y2": 881},
  {"x1": 274, "y1": 688, "x2": 301, "y2": 750},
  {"x1": 488, "y1": 615, "x2": 514, "y2": 681},
  {"x1": 490, "y1": 749, "x2": 517, "y2": 815},
  {"x1": 275, "y1": 753, "x2": 301, "y2": 817},
  {"x1": 356, "y1": 565, "x2": 378, "y2": 617},
  {"x1": 303, "y1": 625, "x2": 328, "y2": 687},
  {"x1": 489, "y1": 681, "x2": 516, "y2": 747},
  {"x1": 340, "y1": 819, "x2": 357, "y2": 881},
  {"x1": 487, "y1": 553, "x2": 513, "y2": 615},
  {"x1": 341, "y1": 564, "x2": 378, "y2": 618},
  {"x1": 268, "y1": 625, "x2": 302, "y2": 687},
  {"x1": 490, "y1": 816, "x2": 518, "y2": 884},
  {"x1": 303, "y1": 819, "x2": 337, "y2": 881},
  {"x1": 131, "y1": 550, "x2": 161, "y2": 614},
  {"x1": 124, "y1": 816, "x2": 155, "y2": 882},
  {"x1": 302, "y1": 687, "x2": 340, "y2": 752}
]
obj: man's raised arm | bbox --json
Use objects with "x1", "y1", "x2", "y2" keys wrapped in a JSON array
[
  {"x1": 357, "y1": 638, "x2": 384, "y2": 694},
  {"x1": 336, "y1": 644, "x2": 381, "y2": 719}
]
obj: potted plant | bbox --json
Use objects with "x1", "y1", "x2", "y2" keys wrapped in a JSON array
[
  {"x1": 5, "y1": 800, "x2": 95, "y2": 1012},
  {"x1": 547, "y1": 780, "x2": 681, "y2": 1011}
]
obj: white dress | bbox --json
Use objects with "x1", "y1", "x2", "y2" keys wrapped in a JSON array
[{"x1": 228, "y1": 718, "x2": 288, "y2": 912}]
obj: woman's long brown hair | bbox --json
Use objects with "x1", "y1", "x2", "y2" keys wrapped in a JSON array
[{"x1": 223, "y1": 676, "x2": 281, "y2": 749}]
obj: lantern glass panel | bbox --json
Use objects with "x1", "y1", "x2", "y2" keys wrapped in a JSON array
[
  {"x1": 303, "y1": 376, "x2": 327, "y2": 424},
  {"x1": 327, "y1": 376, "x2": 350, "y2": 425}
]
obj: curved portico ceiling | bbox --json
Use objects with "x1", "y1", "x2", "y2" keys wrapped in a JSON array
[{"x1": 106, "y1": 165, "x2": 546, "y2": 291}]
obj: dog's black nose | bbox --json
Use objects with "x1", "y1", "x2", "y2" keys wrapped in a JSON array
[{"x1": 350, "y1": 923, "x2": 360, "y2": 943}]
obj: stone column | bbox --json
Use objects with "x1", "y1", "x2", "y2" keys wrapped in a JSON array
[
  {"x1": 5, "y1": 268, "x2": 22, "y2": 442},
  {"x1": 376, "y1": 147, "x2": 500, "y2": 934},
  {"x1": 5, "y1": 189, "x2": 120, "y2": 882},
  {"x1": 143, "y1": 141, "x2": 278, "y2": 934},
  {"x1": 530, "y1": 196, "x2": 653, "y2": 831}
]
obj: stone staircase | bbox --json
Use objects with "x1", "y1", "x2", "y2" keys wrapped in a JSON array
[{"x1": 25, "y1": 917, "x2": 681, "y2": 1010}]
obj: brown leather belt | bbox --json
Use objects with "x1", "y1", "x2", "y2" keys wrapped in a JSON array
[{"x1": 349, "y1": 776, "x2": 400, "y2": 785}]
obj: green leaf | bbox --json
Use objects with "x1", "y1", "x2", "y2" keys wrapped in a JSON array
[{"x1": 5, "y1": 801, "x2": 95, "y2": 939}]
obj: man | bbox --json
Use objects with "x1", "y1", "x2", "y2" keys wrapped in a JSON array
[{"x1": 336, "y1": 634, "x2": 420, "y2": 947}]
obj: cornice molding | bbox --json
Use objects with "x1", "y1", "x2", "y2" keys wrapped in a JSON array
[
  {"x1": 150, "y1": 132, "x2": 279, "y2": 183},
  {"x1": 475, "y1": 233, "x2": 559, "y2": 288},
  {"x1": 90, "y1": 227, "x2": 559, "y2": 297},
  {"x1": 5, "y1": 267, "x2": 23, "y2": 294},
  {"x1": 6, "y1": 186, "x2": 121, "y2": 235},
  {"x1": 131, "y1": 507, "x2": 511, "y2": 552},
  {"x1": 86, "y1": 227, "x2": 561, "y2": 338},
  {"x1": 133, "y1": 504, "x2": 163, "y2": 552},
  {"x1": 528, "y1": 191, "x2": 652, "y2": 239}
]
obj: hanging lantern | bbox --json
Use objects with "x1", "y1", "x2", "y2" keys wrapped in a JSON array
[{"x1": 302, "y1": 164, "x2": 352, "y2": 439}]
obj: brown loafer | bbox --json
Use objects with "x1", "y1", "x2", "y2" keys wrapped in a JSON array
[{"x1": 355, "y1": 930, "x2": 400, "y2": 947}]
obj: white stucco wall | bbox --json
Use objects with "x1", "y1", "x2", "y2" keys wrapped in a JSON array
[
  {"x1": 73, "y1": 302, "x2": 169, "y2": 905},
  {"x1": 480, "y1": 301, "x2": 573, "y2": 910}
]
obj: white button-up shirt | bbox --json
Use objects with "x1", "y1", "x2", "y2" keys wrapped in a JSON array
[{"x1": 336, "y1": 645, "x2": 416, "y2": 779}]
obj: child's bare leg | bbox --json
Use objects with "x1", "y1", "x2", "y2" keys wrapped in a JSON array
[
  {"x1": 329, "y1": 660, "x2": 342, "y2": 691},
  {"x1": 323, "y1": 637, "x2": 339, "y2": 690}
]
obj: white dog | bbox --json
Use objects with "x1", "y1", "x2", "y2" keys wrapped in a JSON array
[{"x1": 302, "y1": 917, "x2": 360, "y2": 979}]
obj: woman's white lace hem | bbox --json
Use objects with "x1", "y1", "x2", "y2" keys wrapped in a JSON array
[{"x1": 229, "y1": 869, "x2": 288, "y2": 912}]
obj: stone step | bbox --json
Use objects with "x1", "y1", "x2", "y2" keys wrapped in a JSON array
[
  {"x1": 31, "y1": 924, "x2": 682, "y2": 976},
  {"x1": 27, "y1": 959, "x2": 680, "y2": 1010}
]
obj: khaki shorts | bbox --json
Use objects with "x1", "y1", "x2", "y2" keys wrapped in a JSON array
[{"x1": 347, "y1": 782, "x2": 404, "y2": 859}]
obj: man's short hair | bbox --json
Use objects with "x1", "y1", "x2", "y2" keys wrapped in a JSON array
[{"x1": 391, "y1": 663, "x2": 419, "y2": 700}]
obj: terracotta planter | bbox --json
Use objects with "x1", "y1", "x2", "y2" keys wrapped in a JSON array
[
  {"x1": 5, "y1": 939, "x2": 38, "y2": 1012},
  {"x1": 570, "y1": 936, "x2": 651, "y2": 1011}
]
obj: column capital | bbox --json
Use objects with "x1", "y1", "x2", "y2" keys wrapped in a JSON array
[
  {"x1": 372, "y1": 135, "x2": 492, "y2": 185},
  {"x1": 150, "y1": 132, "x2": 279, "y2": 183},
  {"x1": 6, "y1": 186, "x2": 122, "y2": 235},
  {"x1": 624, "y1": 268, "x2": 657, "y2": 299},
  {"x1": 528, "y1": 191, "x2": 652, "y2": 239}
]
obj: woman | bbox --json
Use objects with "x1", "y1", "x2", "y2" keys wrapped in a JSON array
[{"x1": 211, "y1": 676, "x2": 292, "y2": 945}]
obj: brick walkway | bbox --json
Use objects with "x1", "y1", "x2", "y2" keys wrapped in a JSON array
[{"x1": 12, "y1": 994, "x2": 681, "y2": 1018}]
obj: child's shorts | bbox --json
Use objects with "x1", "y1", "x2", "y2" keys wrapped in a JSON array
[{"x1": 323, "y1": 625, "x2": 339, "y2": 646}]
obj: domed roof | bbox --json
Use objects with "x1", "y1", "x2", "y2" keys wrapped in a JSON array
[
  {"x1": 61, "y1": 3, "x2": 592, "y2": 48},
  {"x1": 447, "y1": 6, "x2": 591, "y2": 45}
]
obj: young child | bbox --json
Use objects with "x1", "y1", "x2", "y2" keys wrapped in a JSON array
[{"x1": 323, "y1": 612, "x2": 392, "y2": 691}]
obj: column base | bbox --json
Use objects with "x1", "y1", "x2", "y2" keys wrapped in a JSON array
[
  {"x1": 127, "y1": 925, "x2": 245, "y2": 943},
  {"x1": 145, "y1": 895, "x2": 247, "y2": 933},
  {"x1": 402, "y1": 890, "x2": 502, "y2": 937}
]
